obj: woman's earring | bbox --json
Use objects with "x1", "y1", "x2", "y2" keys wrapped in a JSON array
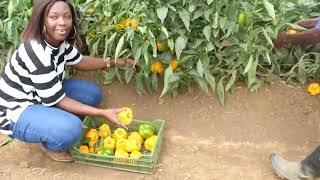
[{"x1": 70, "y1": 25, "x2": 76, "y2": 39}]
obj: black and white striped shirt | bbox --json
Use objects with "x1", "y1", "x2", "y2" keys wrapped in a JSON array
[{"x1": 0, "y1": 40, "x2": 82, "y2": 135}]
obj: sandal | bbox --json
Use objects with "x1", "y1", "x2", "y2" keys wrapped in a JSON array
[
  {"x1": 40, "y1": 145, "x2": 73, "y2": 162},
  {"x1": 0, "y1": 134, "x2": 12, "y2": 147}
]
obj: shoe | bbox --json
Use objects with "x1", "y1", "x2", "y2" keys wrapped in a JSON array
[
  {"x1": 0, "y1": 134, "x2": 12, "y2": 147},
  {"x1": 40, "y1": 145, "x2": 73, "y2": 162},
  {"x1": 270, "y1": 153, "x2": 313, "y2": 180}
]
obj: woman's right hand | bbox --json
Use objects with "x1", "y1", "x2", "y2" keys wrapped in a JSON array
[{"x1": 100, "y1": 108, "x2": 127, "y2": 129}]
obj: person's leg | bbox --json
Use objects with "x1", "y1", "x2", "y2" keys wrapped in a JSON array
[
  {"x1": 301, "y1": 146, "x2": 320, "y2": 176},
  {"x1": 270, "y1": 147, "x2": 320, "y2": 179},
  {"x1": 10, "y1": 104, "x2": 82, "y2": 161},
  {"x1": 62, "y1": 79, "x2": 102, "y2": 107}
]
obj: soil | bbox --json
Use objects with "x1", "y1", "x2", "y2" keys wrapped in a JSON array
[{"x1": 1, "y1": 72, "x2": 320, "y2": 180}]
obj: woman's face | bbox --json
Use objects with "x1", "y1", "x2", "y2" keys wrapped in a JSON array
[{"x1": 44, "y1": 1, "x2": 73, "y2": 47}]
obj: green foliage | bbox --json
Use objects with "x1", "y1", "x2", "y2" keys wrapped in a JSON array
[
  {"x1": 0, "y1": 0, "x2": 32, "y2": 70},
  {"x1": 1, "y1": 0, "x2": 320, "y2": 105}
]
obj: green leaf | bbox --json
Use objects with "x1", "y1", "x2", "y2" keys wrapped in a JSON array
[
  {"x1": 204, "y1": 70, "x2": 216, "y2": 93},
  {"x1": 124, "y1": 67, "x2": 134, "y2": 84},
  {"x1": 161, "y1": 26, "x2": 169, "y2": 38},
  {"x1": 6, "y1": 20, "x2": 13, "y2": 37},
  {"x1": 247, "y1": 56, "x2": 258, "y2": 88},
  {"x1": 212, "y1": 12, "x2": 219, "y2": 28},
  {"x1": 265, "y1": 52, "x2": 271, "y2": 65},
  {"x1": 178, "y1": 9, "x2": 190, "y2": 31},
  {"x1": 151, "y1": 73, "x2": 158, "y2": 90},
  {"x1": 0, "y1": 20, "x2": 3, "y2": 32},
  {"x1": 261, "y1": 27, "x2": 274, "y2": 47},
  {"x1": 134, "y1": 46, "x2": 142, "y2": 64},
  {"x1": 175, "y1": 36, "x2": 187, "y2": 60},
  {"x1": 285, "y1": 23, "x2": 308, "y2": 31},
  {"x1": 8, "y1": 1, "x2": 14, "y2": 18},
  {"x1": 192, "y1": 10, "x2": 203, "y2": 21},
  {"x1": 104, "y1": 68, "x2": 116, "y2": 85},
  {"x1": 167, "y1": 5, "x2": 176, "y2": 12},
  {"x1": 203, "y1": 25, "x2": 211, "y2": 41},
  {"x1": 106, "y1": 32, "x2": 117, "y2": 53},
  {"x1": 126, "y1": 29, "x2": 135, "y2": 41},
  {"x1": 169, "y1": 74, "x2": 180, "y2": 83},
  {"x1": 243, "y1": 55, "x2": 253, "y2": 74},
  {"x1": 5, "y1": 46, "x2": 14, "y2": 62},
  {"x1": 263, "y1": 0, "x2": 276, "y2": 22},
  {"x1": 160, "y1": 66, "x2": 173, "y2": 97},
  {"x1": 138, "y1": 26, "x2": 147, "y2": 35},
  {"x1": 250, "y1": 81, "x2": 262, "y2": 92},
  {"x1": 168, "y1": 39, "x2": 174, "y2": 51},
  {"x1": 115, "y1": 34, "x2": 125, "y2": 62},
  {"x1": 216, "y1": 77, "x2": 225, "y2": 106},
  {"x1": 205, "y1": 42, "x2": 214, "y2": 52},
  {"x1": 225, "y1": 70, "x2": 237, "y2": 91},
  {"x1": 196, "y1": 59, "x2": 204, "y2": 78},
  {"x1": 143, "y1": 44, "x2": 150, "y2": 66},
  {"x1": 103, "y1": 35, "x2": 110, "y2": 59},
  {"x1": 195, "y1": 77, "x2": 209, "y2": 95},
  {"x1": 204, "y1": 9, "x2": 211, "y2": 22},
  {"x1": 134, "y1": 73, "x2": 146, "y2": 95},
  {"x1": 219, "y1": 17, "x2": 226, "y2": 30},
  {"x1": 115, "y1": 68, "x2": 122, "y2": 84},
  {"x1": 147, "y1": 29, "x2": 157, "y2": 58},
  {"x1": 90, "y1": 38, "x2": 100, "y2": 56},
  {"x1": 156, "y1": 6, "x2": 168, "y2": 24},
  {"x1": 207, "y1": 0, "x2": 214, "y2": 5},
  {"x1": 298, "y1": 62, "x2": 307, "y2": 84}
]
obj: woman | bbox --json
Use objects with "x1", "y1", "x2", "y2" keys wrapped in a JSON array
[{"x1": 0, "y1": 0, "x2": 134, "y2": 162}]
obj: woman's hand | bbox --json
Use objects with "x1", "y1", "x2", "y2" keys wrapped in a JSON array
[
  {"x1": 100, "y1": 108, "x2": 127, "y2": 129},
  {"x1": 114, "y1": 58, "x2": 136, "y2": 68}
]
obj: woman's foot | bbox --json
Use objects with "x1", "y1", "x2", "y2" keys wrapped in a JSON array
[{"x1": 40, "y1": 145, "x2": 73, "y2": 162}]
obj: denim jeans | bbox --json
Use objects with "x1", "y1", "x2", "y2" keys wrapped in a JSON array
[{"x1": 9, "y1": 79, "x2": 102, "y2": 152}]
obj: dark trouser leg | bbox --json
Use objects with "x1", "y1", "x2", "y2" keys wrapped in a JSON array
[{"x1": 301, "y1": 146, "x2": 320, "y2": 176}]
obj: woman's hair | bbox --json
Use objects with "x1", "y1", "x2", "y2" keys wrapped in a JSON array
[{"x1": 21, "y1": 0, "x2": 81, "y2": 45}]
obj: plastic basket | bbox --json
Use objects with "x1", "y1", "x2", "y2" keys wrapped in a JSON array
[{"x1": 70, "y1": 116, "x2": 165, "y2": 174}]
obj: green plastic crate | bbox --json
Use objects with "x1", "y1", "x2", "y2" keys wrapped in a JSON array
[{"x1": 70, "y1": 116, "x2": 165, "y2": 174}]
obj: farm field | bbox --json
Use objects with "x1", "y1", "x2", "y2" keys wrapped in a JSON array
[{"x1": 0, "y1": 72, "x2": 319, "y2": 180}]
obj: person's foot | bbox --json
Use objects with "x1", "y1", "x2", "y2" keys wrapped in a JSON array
[
  {"x1": 270, "y1": 153, "x2": 313, "y2": 180},
  {"x1": 40, "y1": 145, "x2": 73, "y2": 162}
]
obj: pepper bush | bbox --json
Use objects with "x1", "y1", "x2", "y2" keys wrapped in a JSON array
[{"x1": 1, "y1": 0, "x2": 320, "y2": 105}]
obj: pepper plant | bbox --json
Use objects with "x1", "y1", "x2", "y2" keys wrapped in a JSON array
[{"x1": 1, "y1": 0, "x2": 320, "y2": 105}]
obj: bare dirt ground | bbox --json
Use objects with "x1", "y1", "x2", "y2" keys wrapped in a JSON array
[{"x1": 1, "y1": 72, "x2": 320, "y2": 180}]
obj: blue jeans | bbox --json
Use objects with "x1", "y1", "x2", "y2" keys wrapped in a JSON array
[{"x1": 9, "y1": 79, "x2": 102, "y2": 152}]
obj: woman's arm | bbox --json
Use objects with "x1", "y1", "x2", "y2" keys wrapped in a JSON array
[
  {"x1": 72, "y1": 56, "x2": 134, "y2": 71},
  {"x1": 55, "y1": 96, "x2": 126, "y2": 128}
]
